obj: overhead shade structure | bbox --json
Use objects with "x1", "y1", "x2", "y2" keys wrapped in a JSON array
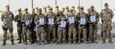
[{"x1": 32, "y1": 0, "x2": 33, "y2": 9}]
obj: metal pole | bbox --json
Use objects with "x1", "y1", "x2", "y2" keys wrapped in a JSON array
[
  {"x1": 55, "y1": 0, "x2": 57, "y2": 6},
  {"x1": 78, "y1": 0, "x2": 80, "y2": 7},
  {"x1": 101, "y1": 0, "x2": 102, "y2": 9},
  {"x1": 32, "y1": 0, "x2": 34, "y2": 9},
  {"x1": 9, "y1": 0, "x2": 10, "y2": 7}
]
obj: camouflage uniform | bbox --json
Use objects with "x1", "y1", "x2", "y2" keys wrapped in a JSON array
[
  {"x1": 67, "y1": 12, "x2": 77, "y2": 44},
  {"x1": 56, "y1": 15, "x2": 66, "y2": 44},
  {"x1": 77, "y1": 12, "x2": 88, "y2": 43},
  {"x1": 14, "y1": 11, "x2": 23, "y2": 43},
  {"x1": 1, "y1": 11, "x2": 14, "y2": 45},
  {"x1": 34, "y1": 13, "x2": 47, "y2": 45},
  {"x1": 87, "y1": 10, "x2": 99, "y2": 43},
  {"x1": 100, "y1": 9, "x2": 114, "y2": 43},
  {"x1": 21, "y1": 12, "x2": 31, "y2": 45},
  {"x1": 30, "y1": 12, "x2": 37, "y2": 43},
  {"x1": 46, "y1": 12, "x2": 56, "y2": 43}
]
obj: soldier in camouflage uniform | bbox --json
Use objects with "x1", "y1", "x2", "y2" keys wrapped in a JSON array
[
  {"x1": 76, "y1": 7, "x2": 88, "y2": 44},
  {"x1": 30, "y1": 8, "x2": 37, "y2": 44},
  {"x1": 34, "y1": 8, "x2": 47, "y2": 45},
  {"x1": 56, "y1": 11, "x2": 66, "y2": 44},
  {"x1": 100, "y1": 3, "x2": 114, "y2": 44},
  {"x1": 87, "y1": 6, "x2": 99, "y2": 43},
  {"x1": 21, "y1": 8, "x2": 32, "y2": 45},
  {"x1": 67, "y1": 9, "x2": 77, "y2": 44},
  {"x1": 46, "y1": 7, "x2": 57, "y2": 43},
  {"x1": 1, "y1": 5, "x2": 14, "y2": 46},
  {"x1": 14, "y1": 8, "x2": 23, "y2": 43}
]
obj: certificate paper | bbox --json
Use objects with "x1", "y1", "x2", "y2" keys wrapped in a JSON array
[
  {"x1": 60, "y1": 21, "x2": 66, "y2": 28},
  {"x1": 48, "y1": 18, "x2": 54, "y2": 25},
  {"x1": 69, "y1": 17, "x2": 75, "y2": 24},
  {"x1": 90, "y1": 16, "x2": 96, "y2": 23},
  {"x1": 25, "y1": 20, "x2": 30, "y2": 26},
  {"x1": 80, "y1": 18, "x2": 86, "y2": 25},
  {"x1": 39, "y1": 18, "x2": 45, "y2": 25}
]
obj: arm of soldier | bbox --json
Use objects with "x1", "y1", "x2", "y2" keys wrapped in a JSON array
[
  {"x1": 14, "y1": 15, "x2": 18, "y2": 22},
  {"x1": 100, "y1": 10, "x2": 104, "y2": 23},
  {"x1": 111, "y1": 9, "x2": 114, "y2": 18},
  {"x1": 12, "y1": 12, "x2": 14, "y2": 20},
  {"x1": 56, "y1": 16, "x2": 60, "y2": 25},
  {"x1": 86, "y1": 13, "x2": 91, "y2": 23},
  {"x1": 34, "y1": 15, "x2": 39, "y2": 25},
  {"x1": 76, "y1": 13, "x2": 80, "y2": 24},
  {"x1": 96, "y1": 12, "x2": 100, "y2": 22},
  {"x1": 1, "y1": 13, "x2": 4, "y2": 21}
]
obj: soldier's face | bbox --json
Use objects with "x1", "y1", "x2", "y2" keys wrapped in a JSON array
[
  {"x1": 6, "y1": 6, "x2": 10, "y2": 11},
  {"x1": 105, "y1": 5, "x2": 108, "y2": 9}
]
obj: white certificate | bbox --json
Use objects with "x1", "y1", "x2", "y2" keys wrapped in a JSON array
[
  {"x1": 69, "y1": 17, "x2": 75, "y2": 24},
  {"x1": 60, "y1": 21, "x2": 66, "y2": 28},
  {"x1": 90, "y1": 16, "x2": 96, "y2": 22},
  {"x1": 39, "y1": 18, "x2": 45, "y2": 25},
  {"x1": 48, "y1": 18, "x2": 54, "y2": 25},
  {"x1": 80, "y1": 18, "x2": 86, "y2": 25},
  {"x1": 25, "y1": 20, "x2": 30, "y2": 26}
]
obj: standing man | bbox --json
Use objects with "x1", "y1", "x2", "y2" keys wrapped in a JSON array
[
  {"x1": 34, "y1": 8, "x2": 47, "y2": 45},
  {"x1": 30, "y1": 8, "x2": 37, "y2": 44},
  {"x1": 100, "y1": 3, "x2": 114, "y2": 44},
  {"x1": 1, "y1": 5, "x2": 14, "y2": 46},
  {"x1": 46, "y1": 7, "x2": 56, "y2": 43},
  {"x1": 87, "y1": 6, "x2": 99, "y2": 43},
  {"x1": 21, "y1": 8, "x2": 31, "y2": 45},
  {"x1": 76, "y1": 7, "x2": 88, "y2": 44},
  {"x1": 14, "y1": 8, "x2": 23, "y2": 43}
]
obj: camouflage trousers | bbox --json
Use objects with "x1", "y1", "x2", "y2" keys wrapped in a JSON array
[
  {"x1": 78, "y1": 25, "x2": 87, "y2": 43},
  {"x1": 36, "y1": 27, "x2": 46, "y2": 44},
  {"x1": 57, "y1": 27, "x2": 66, "y2": 43},
  {"x1": 47, "y1": 26, "x2": 56, "y2": 42},
  {"x1": 17, "y1": 26, "x2": 23, "y2": 42},
  {"x1": 101, "y1": 22, "x2": 112, "y2": 42},
  {"x1": 2, "y1": 26, "x2": 14, "y2": 43},
  {"x1": 22, "y1": 26, "x2": 32, "y2": 44},
  {"x1": 89, "y1": 23, "x2": 97, "y2": 42},
  {"x1": 68, "y1": 25, "x2": 77, "y2": 43}
]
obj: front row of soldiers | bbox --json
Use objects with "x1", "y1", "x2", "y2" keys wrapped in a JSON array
[{"x1": 1, "y1": 3, "x2": 114, "y2": 46}]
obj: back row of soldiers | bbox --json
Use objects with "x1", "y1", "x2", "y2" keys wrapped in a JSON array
[{"x1": 1, "y1": 3, "x2": 114, "y2": 46}]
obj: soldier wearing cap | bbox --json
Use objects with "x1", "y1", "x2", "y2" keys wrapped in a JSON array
[
  {"x1": 67, "y1": 9, "x2": 77, "y2": 44},
  {"x1": 76, "y1": 7, "x2": 88, "y2": 44},
  {"x1": 34, "y1": 8, "x2": 47, "y2": 45},
  {"x1": 56, "y1": 11, "x2": 67, "y2": 44},
  {"x1": 87, "y1": 6, "x2": 99, "y2": 43},
  {"x1": 100, "y1": 3, "x2": 114, "y2": 44},
  {"x1": 21, "y1": 8, "x2": 32, "y2": 45},
  {"x1": 46, "y1": 7, "x2": 57, "y2": 43},
  {"x1": 14, "y1": 8, "x2": 23, "y2": 43},
  {"x1": 1, "y1": 5, "x2": 14, "y2": 46}
]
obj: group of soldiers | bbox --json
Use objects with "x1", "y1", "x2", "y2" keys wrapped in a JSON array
[{"x1": 1, "y1": 3, "x2": 114, "y2": 46}]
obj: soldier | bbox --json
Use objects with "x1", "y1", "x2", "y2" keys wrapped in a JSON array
[
  {"x1": 56, "y1": 11, "x2": 67, "y2": 44},
  {"x1": 67, "y1": 9, "x2": 77, "y2": 44},
  {"x1": 1, "y1": 5, "x2": 14, "y2": 46},
  {"x1": 21, "y1": 8, "x2": 32, "y2": 45},
  {"x1": 14, "y1": 8, "x2": 23, "y2": 43},
  {"x1": 71, "y1": 6, "x2": 76, "y2": 14},
  {"x1": 46, "y1": 7, "x2": 57, "y2": 43},
  {"x1": 54, "y1": 5, "x2": 59, "y2": 15},
  {"x1": 34, "y1": 8, "x2": 47, "y2": 45},
  {"x1": 87, "y1": 6, "x2": 99, "y2": 43},
  {"x1": 76, "y1": 7, "x2": 88, "y2": 44},
  {"x1": 100, "y1": 3, "x2": 114, "y2": 44},
  {"x1": 30, "y1": 8, "x2": 37, "y2": 44}
]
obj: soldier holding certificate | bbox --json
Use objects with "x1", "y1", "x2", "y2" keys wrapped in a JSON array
[
  {"x1": 87, "y1": 6, "x2": 99, "y2": 43},
  {"x1": 56, "y1": 11, "x2": 67, "y2": 44},
  {"x1": 76, "y1": 7, "x2": 88, "y2": 44},
  {"x1": 67, "y1": 9, "x2": 77, "y2": 44}
]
